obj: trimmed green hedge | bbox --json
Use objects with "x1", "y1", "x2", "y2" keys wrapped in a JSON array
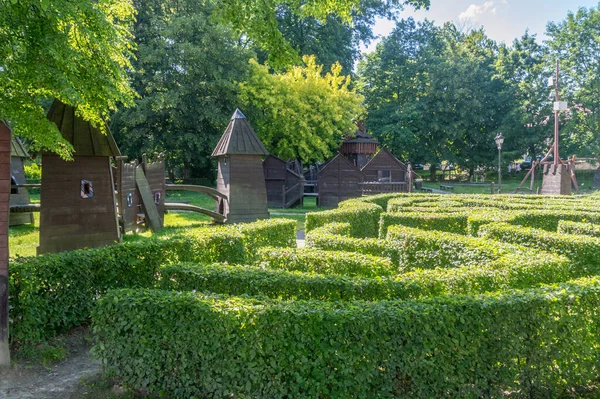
[
  {"x1": 305, "y1": 201, "x2": 382, "y2": 238},
  {"x1": 93, "y1": 280, "x2": 600, "y2": 398},
  {"x1": 256, "y1": 247, "x2": 396, "y2": 277},
  {"x1": 306, "y1": 223, "x2": 401, "y2": 265},
  {"x1": 158, "y1": 263, "x2": 414, "y2": 301},
  {"x1": 379, "y1": 212, "x2": 468, "y2": 238},
  {"x1": 10, "y1": 218, "x2": 297, "y2": 347},
  {"x1": 478, "y1": 222, "x2": 600, "y2": 272},
  {"x1": 558, "y1": 220, "x2": 600, "y2": 237}
]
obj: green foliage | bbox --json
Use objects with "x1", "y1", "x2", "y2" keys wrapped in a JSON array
[
  {"x1": 305, "y1": 201, "x2": 382, "y2": 238},
  {"x1": 9, "y1": 218, "x2": 296, "y2": 347},
  {"x1": 558, "y1": 220, "x2": 600, "y2": 237},
  {"x1": 257, "y1": 246, "x2": 395, "y2": 277},
  {"x1": 158, "y1": 262, "x2": 405, "y2": 301},
  {"x1": 478, "y1": 222, "x2": 600, "y2": 273},
  {"x1": 234, "y1": 218, "x2": 297, "y2": 260},
  {"x1": 0, "y1": 0, "x2": 137, "y2": 156},
  {"x1": 23, "y1": 162, "x2": 41, "y2": 182},
  {"x1": 111, "y1": 0, "x2": 253, "y2": 180},
  {"x1": 379, "y1": 212, "x2": 469, "y2": 238},
  {"x1": 239, "y1": 56, "x2": 364, "y2": 163},
  {"x1": 93, "y1": 280, "x2": 600, "y2": 398}
]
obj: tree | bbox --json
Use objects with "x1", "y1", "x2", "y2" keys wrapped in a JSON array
[
  {"x1": 494, "y1": 32, "x2": 553, "y2": 161},
  {"x1": 546, "y1": 4, "x2": 600, "y2": 157},
  {"x1": 0, "y1": 0, "x2": 137, "y2": 366},
  {"x1": 272, "y1": 0, "x2": 431, "y2": 74},
  {"x1": 239, "y1": 56, "x2": 364, "y2": 163},
  {"x1": 358, "y1": 19, "x2": 511, "y2": 178},
  {"x1": 111, "y1": 0, "x2": 252, "y2": 181}
]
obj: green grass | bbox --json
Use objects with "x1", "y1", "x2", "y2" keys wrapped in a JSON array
[
  {"x1": 8, "y1": 191, "x2": 326, "y2": 256},
  {"x1": 424, "y1": 176, "x2": 597, "y2": 195}
]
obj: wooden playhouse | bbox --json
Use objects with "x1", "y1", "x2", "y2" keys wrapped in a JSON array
[{"x1": 38, "y1": 100, "x2": 121, "y2": 254}]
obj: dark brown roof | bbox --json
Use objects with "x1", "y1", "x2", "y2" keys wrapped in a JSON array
[
  {"x1": 212, "y1": 109, "x2": 268, "y2": 157},
  {"x1": 361, "y1": 147, "x2": 407, "y2": 171},
  {"x1": 344, "y1": 128, "x2": 378, "y2": 144},
  {"x1": 11, "y1": 137, "x2": 29, "y2": 158},
  {"x1": 46, "y1": 99, "x2": 121, "y2": 157}
]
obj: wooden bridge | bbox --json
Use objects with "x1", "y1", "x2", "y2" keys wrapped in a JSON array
[{"x1": 164, "y1": 184, "x2": 227, "y2": 223}]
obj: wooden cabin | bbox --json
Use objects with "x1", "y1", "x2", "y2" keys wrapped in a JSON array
[
  {"x1": 339, "y1": 128, "x2": 379, "y2": 170},
  {"x1": 360, "y1": 148, "x2": 410, "y2": 193},
  {"x1": 9, "y1": 135, "x2": 35, "y2": 226},
  {"x1": 212, "y1": 109, "x2": 269, "y2": 223},
  {"x1": 317, "y1": 153, "x2": 364, "y2": 208},
  {"x1": 263, "y1": 155, "x2": 303, "y2": 208},
  {"x1": 38, "y1": 100, "x2": 121, "y2": 254}
]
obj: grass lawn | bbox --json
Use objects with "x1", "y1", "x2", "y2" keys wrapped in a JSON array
[
  {"x1": 424, "y1": 175, "x2": 597, "y2": 195},
  {"x1": 8, "y1": 192, "x2": 325, "y2": 257}
]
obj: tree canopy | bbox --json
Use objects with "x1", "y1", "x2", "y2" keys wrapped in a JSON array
[{"x1": 240, "y1": 56, "x2": 364, "y2": 164}]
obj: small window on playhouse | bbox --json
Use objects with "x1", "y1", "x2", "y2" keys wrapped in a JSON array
[
  {"x1": 10, "y1": 176, "x2": 19, "y2": 194},
  {"x1": 81, "y1": 180, "x2": 94, "y2": 199},
  {"x1": 377, "y1": 170, "x2": 391, "y2": 182},
  {"x1": 126, "y1": 193, "x2": 133, "y2": 207},
  {"x1": 154, "y1": 192, "x2": 161, "y2": 205}
]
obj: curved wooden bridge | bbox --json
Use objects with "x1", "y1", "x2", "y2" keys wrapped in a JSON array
[{"x1": 164, "y1": 184, "x2": 227, "y2": 223}]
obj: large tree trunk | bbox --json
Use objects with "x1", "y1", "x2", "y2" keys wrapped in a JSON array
[
  {"x1": 429, "y1": 164, "x2": 438, "y2": 182},
  {"x1": 0, "y1": 121, "x2": 11, "y2": 366}
]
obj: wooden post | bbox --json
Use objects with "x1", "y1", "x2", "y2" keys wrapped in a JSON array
[
  {"x1": 491, "y1": 182, "x2": 495, "y2": 194},
  {"x1": 0, "y1": 122, "x2": 11, "y2": 366}
]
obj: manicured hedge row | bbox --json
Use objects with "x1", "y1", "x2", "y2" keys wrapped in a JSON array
[
  {"x1": 93, "y1": 280, "x2": 600, "y2": 398},
  {"x1": 256, "y1": 247, "x2": 396, "y2": 277},
  {"x1": 305, "y1": 223, "x2": 401, "y2": 265},
  {"x1": 557, "y1": 220, "x2": 600, "y2": 237},
  {"x1": 478, "y1": 223, "x2": 600, "y2": 272},
  {"x1": 305, "y1": 201, "x2": 382, "y2": 238},
  {"x1": 379, "y1": 212, "x2": 468, "y2": 238},
  {"x1": 158, "y1": 263, "x2": 413, "y2": 301},
  {"x1": 10, "y1": 218, "x2": 296, "y2": 346}
]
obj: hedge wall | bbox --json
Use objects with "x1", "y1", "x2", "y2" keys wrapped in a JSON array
[
  {"x1": 557, "y1": 220, "x2": 600, "y2": 237},
  {"x1": 93, "y1": 280, "x2": 600, "y2": 399},
  {"x1": 10, "y1": 218, "x2": 296, "y2": 346},
  {"x1": 379, "y1": 212, "x2": 469, "y2": 238},
  {"x1": 256, "y1": 247, "x2": 396, "y2": 277},
  {"x1": 305, "y1": 201, "x2": 382, "y2": 238}
]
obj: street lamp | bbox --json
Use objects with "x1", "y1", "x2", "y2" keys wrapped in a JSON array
[{"x1": 495, "y1": 133, "x2": 505, "y2": 193}]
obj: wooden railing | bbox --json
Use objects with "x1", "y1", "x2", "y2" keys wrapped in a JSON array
[{"x1": 360, "y1": 181, "x2": 408, "y2": 195}]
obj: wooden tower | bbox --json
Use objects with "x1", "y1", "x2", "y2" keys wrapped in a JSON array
[
  {"x1": 339, "y1": 125, "x2": 379, "y2": 170},
  {"x1": 317, "y1": 153, "x2": 364, "y2": 208},
  {"x1": 212, "y1": 109, "x2": 269, "y2": 223},
  {"x1": 9, "y1": 134, "x2": 35, "y2": 226},
  {"x1": 38, "y1": 100, "x2": 121, "y2": 254}
]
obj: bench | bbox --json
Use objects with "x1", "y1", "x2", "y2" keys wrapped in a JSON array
[
  {"x1": 440, "y1": 184, "x2": 454, "y2": 191},
  {"x1": 420, "y1": 187, "x2": 433, "y2": 193}
]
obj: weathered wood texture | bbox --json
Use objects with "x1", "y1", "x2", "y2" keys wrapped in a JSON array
[
  {"x1": 218, "y1": 155, "x2": 269, "y2": 223},
  {"x1": 593, "y1": 168, "x2": 600, "y2": 189},
  {"x1": 541, "y1": 164, "x2": 572, "y2": 195},
  {"x1": 38, "y1": 156, "x2": 121, "y2": 254},
  {"x1": 9, "y1": 151, "x2": 34, "y2": 226},
  {"x1": 135, "y1": 166, "x2": 162, "y2": 232},
  {"x1": 317, "y1": 154, "x2": 364, "y2": 208},
  {"x1": 263, "y1": 155, "x2": 303, "y2": 208},
  {"x1": 361, "y1": 148, "x2": 408, "y2": 187},
  {"x1": 117, "y1": 160, "x2": 140, "y2": 233},
  {"x1": 0, "y1": 121, "x2": 11, "y2": 365},
  {"x1": 142, "y1": 158, "x2": 165, "y2": 227}
]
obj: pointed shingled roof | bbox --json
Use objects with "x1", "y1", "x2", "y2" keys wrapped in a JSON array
[
  {"x1": 46, "y1": 99, "x2": 121, "y2": 157},
  {"x1": 11, "y1": 137, "x2": 29, "y2": 158},
  {"x1": 212, "y1": 109, "x2": 268, "y2": 157},
  {"x1": 344, "y1": 128, "x2": 378, "y2": 144}
]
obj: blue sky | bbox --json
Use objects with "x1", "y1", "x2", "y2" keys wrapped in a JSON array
[{"x1": 361, "y1": 0, "x2": 600, "y2": 53}]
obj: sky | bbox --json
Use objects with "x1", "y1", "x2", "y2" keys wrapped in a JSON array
[{"x1": 361, "y1": 0, "x2": 600, "y2": 53}]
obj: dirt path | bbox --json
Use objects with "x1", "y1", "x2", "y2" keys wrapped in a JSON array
[{"x1": 0, "y1": 328, "x2": 102, "y2": 399}]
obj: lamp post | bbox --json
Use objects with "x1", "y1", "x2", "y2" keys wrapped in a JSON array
[{"x1": 495, "y1": 133, "x2": 504, "y2": 193}]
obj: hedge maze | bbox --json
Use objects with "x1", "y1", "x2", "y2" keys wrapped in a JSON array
[{"x1": 11, "y1": 194, "x2": 600, "y2": 397}]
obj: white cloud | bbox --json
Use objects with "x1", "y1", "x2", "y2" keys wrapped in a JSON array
[{"x1": 459, "y1": 0, "x2": 508, "y2": 21}]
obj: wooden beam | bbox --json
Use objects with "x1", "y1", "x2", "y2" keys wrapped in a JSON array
[
  {"x1": 136, "y1": 167, "x2": 162, "y2": 232},
  {"x1": 0, "y1": 121, "x2": 10, "y2": 366},
  {"x1": 164, "y1": 202, "x2": 226, "y2": 223}
]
